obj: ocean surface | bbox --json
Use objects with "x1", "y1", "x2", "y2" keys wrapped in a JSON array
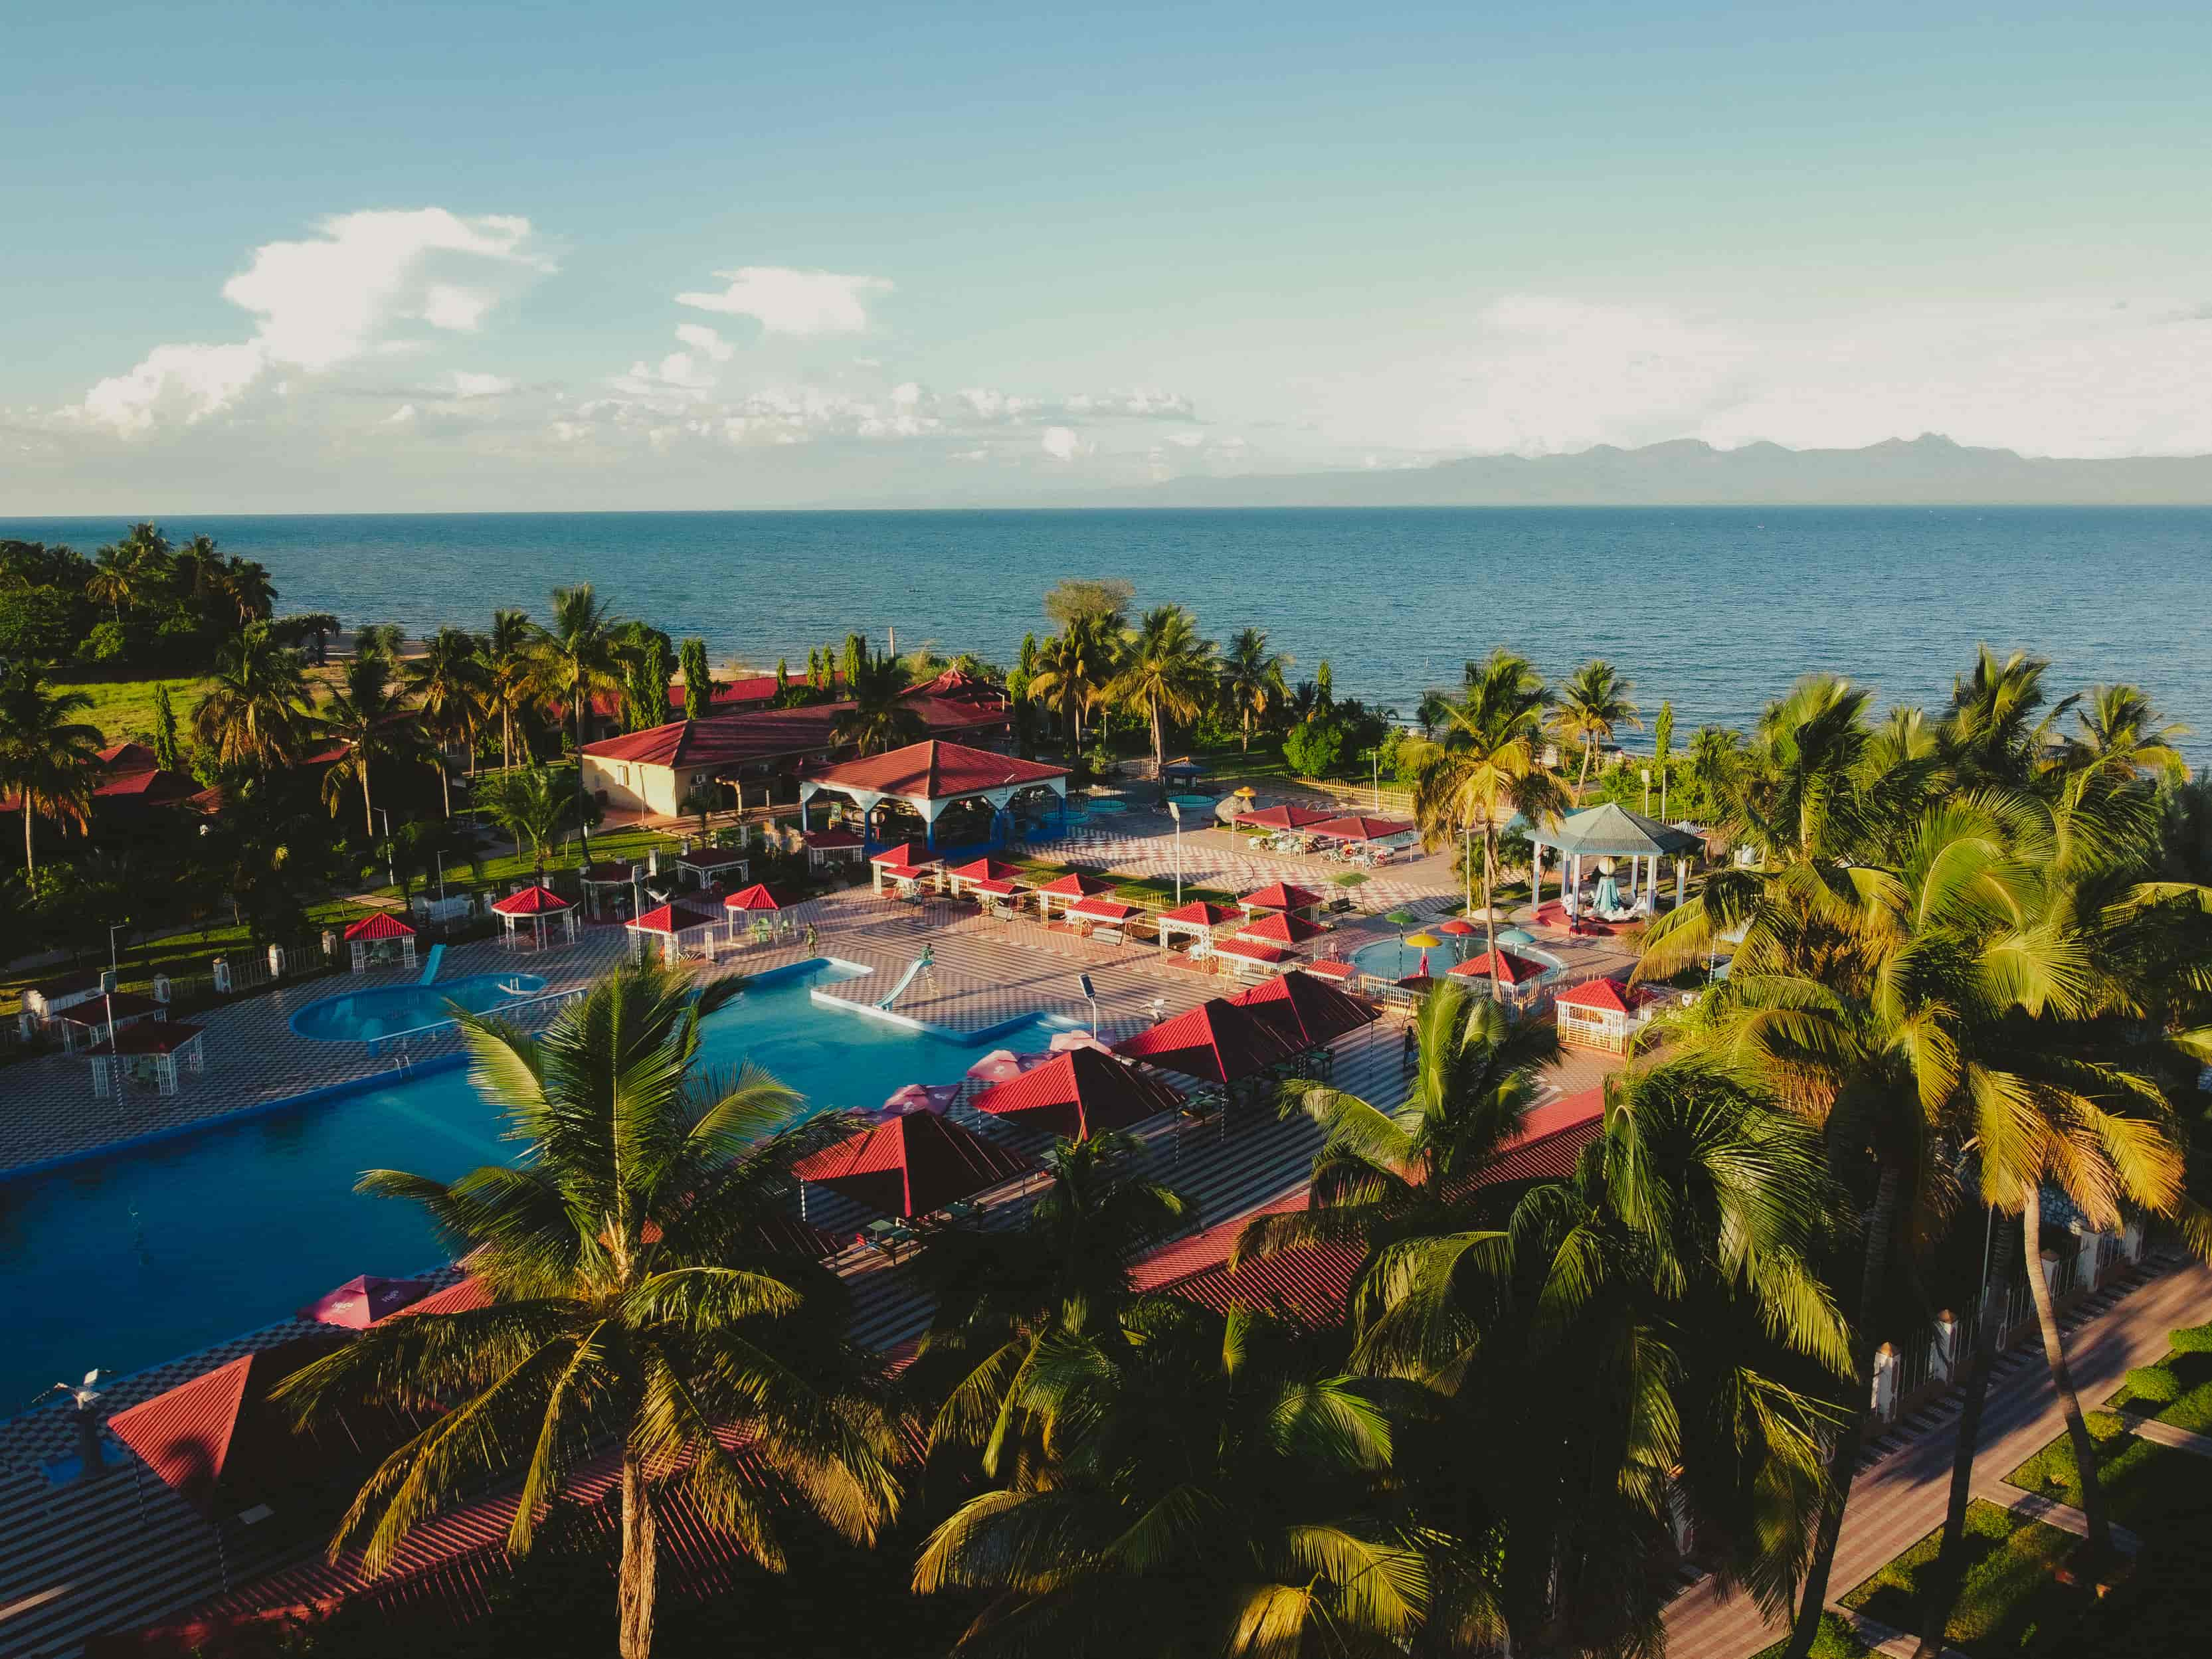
[{"x1": 8, "y1": 507, "x2": 2211, "y2": 751}]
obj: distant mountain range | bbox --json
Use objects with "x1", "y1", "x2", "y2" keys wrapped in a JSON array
[{"x1": 1143, "y1": 435, "x2": 2212, "y2": 507}]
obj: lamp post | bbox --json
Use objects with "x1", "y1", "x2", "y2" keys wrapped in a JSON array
[
  {"x1": 376, "y1": 807, "x2": 397, "y2": 889},
  {"x1": 1167, "y1": 800, "x2": 1183, "y2": 907},
  {"x1": 104, "y1": 920, "x2": 129, "y2": 1058}
]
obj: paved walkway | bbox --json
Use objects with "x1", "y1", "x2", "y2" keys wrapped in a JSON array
[{"x1": 1664, "y1": 1255, "x2": 2212, "y2": 1658}]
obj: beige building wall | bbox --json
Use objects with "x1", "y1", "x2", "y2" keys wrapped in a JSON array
[{"x1": 582, "y1": 755, "x2": 717, "y2": 817}]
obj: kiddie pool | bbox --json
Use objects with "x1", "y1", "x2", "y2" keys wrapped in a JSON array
[{"x1": 290, "y1": 973, "x2": 549, "y2": 1042}]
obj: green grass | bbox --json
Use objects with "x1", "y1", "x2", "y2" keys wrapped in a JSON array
[
  {"x1": 2006, "y1": 1412, "x2": 2208, "y2": 1534},
  {"x1": 2106, "y1": 1346, "x2": 2212, "y2": 1436},
  {"x1": 1010, "y1": 855, "x2": 1236, "y2": 911},
  {"x1": 1749, "y1": 1612, "x2": 1879, "y2": 1659},
  {"x1": 1841, "y1": 1500, "x2": 2089, "y2": 1658},
  {"x1": 51, "y1": 671, "x2": 210, "y2": 747}
]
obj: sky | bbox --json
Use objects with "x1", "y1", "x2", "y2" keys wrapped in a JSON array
[{"x1": 4, "y1": 0, "x2": 2210, "y2": 512}]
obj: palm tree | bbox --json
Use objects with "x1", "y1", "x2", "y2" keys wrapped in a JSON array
[
  {"x1": 276, "y1": 611, "x2": 343, "y2": 667},
  {"x1": 479, "y1": 764, "x2": 576, "y2": 872},
  {"x1": 542, "y1": 584, "x2": 631, "y2": 820},
  {"x1": 1216, "y1": 626, "x2": 1291, "y2": 752},
  {"x1": 1107, "y1": 604, "x2": 1217, "y2": 772},
  {"x1": 831, "y1": 653, "x2": 927, "y2": 756},
  {"x1": 316, "y1": 655, "x2": 430, "y2": 840},
  {"x1": 1399, "y1": 650, "x2": 1564, "y2": 984},
  {"x1": 353, "y1": 622, "x2": 409, "y2": 663},
  {"x1": 193, "y1": 622, "x2": 313, "y2": 770},
  {"x1": 1940, "y1": 646, "x2": 2073, "y2": 789},
  {"x1": 276, "y1": 964, "x2": 902, "y2": 1659},
  {"x1": 914, "y1": 1295, "x2": 1469, "y2": 1656},
  {"x1": 2062, "y1": 683, "x2": 2189, "y2": 788},
  {"x1": 1547, "y1": 658, "x2": 1640, "y2": 792},
  {"x1": 1024, "y1": 634, "x2": 1087, "y2": 751},
  {"x1": 918, "y1": 1132, "x2": 1186, "y2": 1473},
  {"x1": 84, "y1": 545, "x2": 144, "y2": 624},
  {"x1": 0, "y1": 663, "x2": 104, "y2": 876},
  {"x1": 479, "y1": 608, "x2": 543, "y2": 770},
  {"x1": 407, "y1": 626, "x2": 491, "y2": 812},
  {"x1": 218, "y1": 557, "x2": 277, "y2": 625}
]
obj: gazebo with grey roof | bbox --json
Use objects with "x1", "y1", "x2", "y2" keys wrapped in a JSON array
[{"x1": 1528, "y1": 802, "x2": 1705, "y2": 919}]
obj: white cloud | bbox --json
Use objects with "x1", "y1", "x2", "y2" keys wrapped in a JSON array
[
  {"x1": 675, "y1": 266, "x2": 891, "y2": 337},
  {"x1": 673, "y1": 323, "x2": 734, "y2": 363},
  {"x1": 385, "y1": 403, "x2": 417, "y2": 425},
  {"x1": 446, "y1": 371, "x2": 516, "y2": 398},
  {"x1": 1040, "y1": 425, "x2": 1083, "y2": 461},
  {"x1": 76, "y1": 209, "x2": 547, "y2": 435}
]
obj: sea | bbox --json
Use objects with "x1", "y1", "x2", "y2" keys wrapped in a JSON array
[{"x1": 8, "y1": 507, "x2": 2211, "y2": 754}]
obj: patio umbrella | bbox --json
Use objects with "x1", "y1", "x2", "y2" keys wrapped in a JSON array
[
  {"x1": 966, "y1": 1048, "x2": 1049, "y2": 1083},
  {"x1": 298, "y1": 1274, "x2": 432, "y2": 1329},
  {"x1": 1048, "y1": 1029, "x2": 1114, "y2": 1054},
  {"x1": 793, "y1": 1110, "x2": 1034, "y2": 1219},
  {"x1": 1495, "y1": 926, "x2": 1537, "y2": 947},
  {"x1": 969, "y1": 1046, "x2": 1185, "y2": 1139},
  {"x1": 881, "y1": 1083, "x2": 959, "y2": 1116},
  {"x1": 1402, "y1": 931, "x2": 1441, "y2": 948}
]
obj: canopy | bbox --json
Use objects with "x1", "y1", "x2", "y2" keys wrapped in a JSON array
[
  {"x1": 1311, "y1": 814, "x2": 1412, "y2": 841},
  {"x1": 722, "y1": 883, "x2": 786, "y2": 913},
  {"x1": 1114, "y1": 997, "x2": 1294, "y2": 1082},
  {"x1": 579, "y1": 860, "x2": 641, "y2": 885},
  {"x1": 1534, "y1": 802, "x2": 1703, "y2": 859},
  {"x1": 342, "y1": 911, "x2": 415, "y2": 941},
  {"x1": 1226, "y1": 971, "x2": 1378, "y2": 1049},
  {"x1": 629, "y1": 899, "x2": 718, "y2": 934},
  {"x1": 1239, "y1": 881, "x2": 1326, "y2": 913},
  {"x1": 967, "y1": 1047, "x2": 1052, "y2": 1083},
  {"x1": 792, "y1": 1110, "x2": 1033, "y2": 1217},
  {"x1": 490, "y1": 884, "x2": 571, "y2": 915},
  {"x1": 1033, "y1": 870, "x2": 1117, "y2": 899},
  {"x1": 1235, "y1": 805, "x2": 1335, "y2": 831},
  {"x1": 298, "y1": 1274, "x2": 432, "y2": 1329},
  {"x1": 1449, "y1": 948, "x2": 1549, "y2": 986},
  {"x1": 969, "y1": 1046, "x2": 1186, "y2": 1139},
  {"x1": 1158, "y1": 899, "x2": 1239, "y2": 928},
  {"x1": 870, "y1": 841, "x2": 937, "y2": 868},
  {"x1": 85, "y1": 1019, "x2": 203, "y2": 1057},
  {"x1": 945, "y1": 857, "x2": 1025, "y2": 883},
  {"x1": 1434, "y1": 918, "x2": 1479, "y2": 936},
  {"x1": 1299, "y1": 958, "x2": 1358, "y2": 982},
  {"x1": 1235, "y1": 911, "x2": 1327, "y2": 946},
  {"x1": 1554, "y1": 976, "x2": 1655, "y2": 1014},
  {"x1": 1066, "y1": 895, "x2": 1141, "y2": 923}
]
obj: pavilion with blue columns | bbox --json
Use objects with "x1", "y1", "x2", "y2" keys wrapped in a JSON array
[{"x1": 796, "y1": 739, "x2": 1071, "y2": 858}]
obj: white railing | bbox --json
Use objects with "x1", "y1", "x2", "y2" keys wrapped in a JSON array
[{"x1": 365, "y1": 986, "x2": 587, "y2": 1059}]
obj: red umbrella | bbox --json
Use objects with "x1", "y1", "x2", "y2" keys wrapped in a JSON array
[
  {"x1": 1113, "y1": 997, "x2": 1295, "y2": 1083},
  {"x1": 1433, "y1": 918, "x2": 1479, "y2": 936},
  {"x1": 298, "y1": 1274, "x2": 432, "y2": 1329},
  {"x1": 969, "y1": 1047, "x2": 1186, "y2": 1139},
  {"x1": 967, "y1": 1047, "x2": 1050, "y2": 1083},
  {"x1": 793, "y1": 1111, "x2": 1033, "y2": 1218}
]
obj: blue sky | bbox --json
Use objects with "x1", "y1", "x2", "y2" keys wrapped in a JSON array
[{"x1": 5, "y1": 1, "x2": 2209, "y2": 511}]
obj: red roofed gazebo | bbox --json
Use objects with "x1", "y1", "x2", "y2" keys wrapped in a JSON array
[
  {"x1": 87, "y1": 1019, "x2": 205, "y2": 1098},
  {"x1": 489, "y1": 883, "x2": 579, "y2": 952},
  {"x1": 1554, "y1": 976, "x2": 1666, "y2": 1053},
  {"x1": 968, "y1": 1045, "x2": 1186, "y2": 1140},
  {"x1": 792, "y1": 1110, "x2": 1034, "y2": 1219},
  {"x1": 1156, "y1": 898, "x2": 1239, "y2": 958},
  {"x1": 342, "y1": 911, "x2": 416, "y2": 974},
  {"x1": 1226, "y1": 970, "x2": 1378, "y2": 1051},
  {"x1": 868, "y1": 840, "x2": 939, "y2": 895},
  {"x1": 1310, "y1": 813, "x2": 1414, "y2": 844},
  {"x1": 941, "y1": 856, "x2": 1026, "y2": 899},
  {"x1": 1234, "y1": 804, "x2": 1335, "y2": 833},
  {"x1": 1449, "y1": 948, "x2": 1550, "y2": 989},
  {"x1": 1032, "y1": 869, "x2": 1117, "y2": 919},
  {"x1": 1238, "y1": 881, "x2": 1327, "y2": 918},
  {"x1": 625, "y1": 896, "x2": 721, "y2": 964},
  {"x1": 802, "y1": 826, "x2": 867, "y2": 871},
  {"x1": 800, "y1": 739, "x2": 1069, "y2": 853},
  {"x1": 1234, "y1": 910, "x2": 1329, "y2": 948},
  {"x1": 673, "y1": 843, "x2": 750, "y2": 890},
  {"x1": 1113, "y1": 996, "x2": 1294, "y2": 1083}
]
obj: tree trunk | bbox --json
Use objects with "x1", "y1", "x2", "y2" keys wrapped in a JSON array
[
  {"x1": 22, "y1": 800, "x2": 34, "y2": 877},
  {"x1": 1782, "y1": 1163, "x2": 1904, "y2": 1659},
  {"x1": 1481, "y1": 831, "x2": 1502, "y2": 1003},
  {"x1": 438, "y1": 764, "x2": 451, "y2": 818},
  {"x1": 363, "y1": 774, "x2": 376, "y2": 841},
  {"x1": 2022, "y1": 1196, "x2": 2112, "y2": 1566},
  {"x1": 1914, "y1": 1230, "x2": 2010, "y2": 1656},
  {"x1": 1151, "y1": 703, "x2": 1165, "y2": 770},
  {"x1": 1242, "y1": 707, "x2": 1251, "y2": 752},
  {"x1": 617, "y1": 1452, "x2": 658, "y2": 1659}
]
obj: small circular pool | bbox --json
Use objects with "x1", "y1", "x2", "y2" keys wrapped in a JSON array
[
  {"x1": 290, "y1": 973, "x2": 548, "y2": 1042},
  {"x1": 1085, "y1": 798, "x2": 1128, "y2": 814},
  {"x1": 1169, "y1": 794, "x2": 1218, "y2": 812},
  {"x1": 1346, "y1": 937, "x2": 1563, "y2": 984}
]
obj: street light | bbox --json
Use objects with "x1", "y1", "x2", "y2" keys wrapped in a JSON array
[
  {"x1": 1166, "y1": 800, "x2": 1183, "y2": 907},
  {"x1": 104, "y1": 920, "x2": 128, "y2": 1058},
  {"x1": 376, "y1": 807, "x2": 397, "y2": 889}
]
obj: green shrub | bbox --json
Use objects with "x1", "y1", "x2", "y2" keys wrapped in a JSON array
[
  {"x1": 2169, "y1": 1322, "x2": 2212, "y2": 1353},
  {"x1": 84, "y1": 620, "x2": 130, "y2": 663},
  {"x1": 1282, "y1": 718, "x2": 1346, "y2": 778},
  {"x1": 2125, "y1": 1365, "x2": 2183, "y2": 1405}
]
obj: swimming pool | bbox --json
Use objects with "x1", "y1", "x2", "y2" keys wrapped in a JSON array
[
  {"x1": 290, "y1": 973, "x2": 549, "y2": 1041},
  {"x1": 1, "y1": 961, "x2": 1062, "y2": 1407},
  {"x1": 1347, "y1": 936, "x2": 1564, "y2": 984}
]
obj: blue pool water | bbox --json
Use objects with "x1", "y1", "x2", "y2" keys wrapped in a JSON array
[
  {"x1": 1347, "y1": 936, "x2": 1564, "y2": 984},
  {"x1": 290, "y1": 974, "x2": 549, "y2": 1041},
  {"x1": 1, "y1": 962, "x2": 1061, "y2": 1407}
]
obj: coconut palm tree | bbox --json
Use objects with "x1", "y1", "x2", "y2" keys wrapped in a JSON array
[
  {"x1": 480, "y1": 608, "x2": 544, "y2": 770},
  {"x1": 218, "y1": 557, "x2": 277, "y2": 625},
  {"x1": 193, "y1": 622, "x2": 313, "y2": 770},
  {"x1": 407, "y1": 626, "x2": 491, "y2": 812},
  {"x1": 276, "y1": 611, "x2": 343, "y2": 667},
  {"x1": 1107, "y1": 604, "x2": 1217, "y2": 772},
  {"x1": 353, "y1": 622, "x2": 409, "y2": 663},
  {"x1": 316, "y1": 654, "x2": 431, "y2": 841},
  {"x1": 1940, "y1": 646, "x2": 2074, "y2": 790},
  {"x1": 479, "y1": 764, "x2": 576, "y2": 872},
  {"x1": 917, "y1": 1132, "x2": 1186, "y2": 1476},
  {"x1": 276, "y1": 963, "x2": 902, "y2": 1659},
  {"x1": 2061, "y1": 683, "x2": 2189, "y2": 788},
  {"x1": 1400, "y1": 650, "x2": 1565, "y2": 985},
  {"x1": 84, "y1": 545, "x2": 145, "y2": 624},
  {"x1": 1547, "y1": 658, "x2": 1640, "y2": 792},
  {"x1": 0, "y1": 663, "x2": 104, "y2": 876},
  {"x1": 541, "y1": 584, "x2": 631, "y2": 818},
  {"x1": 1024, "y1": 634, "x2": 1087, "y2": 752},
  {"x1": 1216, "y1": 626, "x2": 1291, "y2": 752},
  {"x1": 831, "y1": 653, "x2": 927, "y2": 757},
  {"x1": 914, "y1": 1294, "x2": 1472, "y2": 1657}
]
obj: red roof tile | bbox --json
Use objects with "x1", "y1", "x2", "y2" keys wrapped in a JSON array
[
  {"x1": 628, "y1": 899, "x2": 720, "y2": 934},
  {"x1": 488, "y1": 883, "x2": 571, "y2": 915},
  {"x1": 1235, "y1": 910, "x2": 1328, "y2": 946},
  {"x1": 968, "y1": 1047, "x2": 1185, "y2": 1139},
  {"x1": 721, "y1": 883, "x2": 786, "y2": 912},
  {"x1": 1034, "y1": 870, "x2": 1117, "y2": 898},
  {"x1": 793, "y1": 1110, "x2": 1033, "y2": 1217},
  {"x1": 801, "y1": 739, "x2": 1067, "y2": 800},
  {"x1": 1113, "y1": 997, "x2": 1295, "y2": 1083},
  {"x1": 1554, "y1": 976, "x2": 1652, "y2": 1013},
  {"x1": 1449, "y1": 948, "x2": 1548, "y2": 986},
  {"x1": 1234, "y1": 805, "x2": 1336, "y2": 831},
  {"x1": 1158, "y1": 899, "x2": 1238, "y2": 927},
  {"x1": 1225, "y1": 972, "x2": 1378, "y2": 1048},
  {"x1": 1065, "y1": 895, "x2": 1140, "y2": 923},
  {"x1": 86, "y1": 1020, "x2": 204, "y2": 1057},
  {"x1": 1239, "y1": 881, "x2": 1327, "y2": 911},
  {"x1": 1310, "y1": 814, "x2": 1412, "y2": 841},
  {"x1": 341, "y1": 911, "x2": 415, "y2": 941}
]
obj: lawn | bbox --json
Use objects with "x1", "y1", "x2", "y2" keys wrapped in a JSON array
[
  {"x1": 52, "y1": 671, "x2": 210, "y2": 746},
  {"x1": 1749, "y1": 1612, "x2": 1877, "y2": 1659},
  {"x1": 2006, "y1": 1411, "x2": 2208, "y2": 1533},
  {"x1": 1010, "y1": 855, "x2": 1237, "y2": 911},
  {"x1": 2103, "y1": 1334, "x2": 2212, "y2": 1436},
  {"x1": 1841, "y1": 1500, "x2": 2090, "y2": 1658}
]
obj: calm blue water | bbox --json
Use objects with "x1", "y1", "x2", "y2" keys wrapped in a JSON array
[
  {"x1": 0, "y1": 965, "x2": 1059, "y2": 1407},
  {"x1": 290, "y1": 974, "x2": 549, "y2": 1042},
  {"x1": 7, "y1": 507, "x2": 2211, "y2": 750}
]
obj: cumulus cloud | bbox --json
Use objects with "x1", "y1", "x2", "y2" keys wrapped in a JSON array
[
  {"x1": 446, "y1": 371, "x2": 516, "y2": 398},
  {"x1": 674, "y1": 323, "x2": 734, "y2": 363},
  {"x1": 674, "y1": 266, "x2": 891, "y2": 337},
  {"x1": 1040, "y1": 426, "x2": 1084, "y2": 461},
  {"x1": 1318, "y1": 294, "x2": 2212, "y2": 460},
  {"x1": 77, "y1": 209, "x2": 547, "y2": 435}
]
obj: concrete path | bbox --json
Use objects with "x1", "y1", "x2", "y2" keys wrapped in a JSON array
[{"x1": 1662, "y1": 1256, "x2": 2212, "y2": 1658}]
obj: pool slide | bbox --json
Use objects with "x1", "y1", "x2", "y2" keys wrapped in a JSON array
[
  {"x1": 417, "y1": 942, "x2": 445, "y2": 985},
  {"x1": 875, "y1": 957, "x2": 926, "y2": 1009}
]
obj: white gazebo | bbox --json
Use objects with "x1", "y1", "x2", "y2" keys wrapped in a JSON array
[
  {"x1": 1553, "y1": 976, "x2": 1663, "y2": 1053},
  {"x1": 798, "y1": 740, "x2": 1069, "y2": 854},
  {"x1": 490, "y1": 883, "x2": 580, "y2": 952},
  {"x1": 55, "y1": 992, "x2": 165, "y2": 1054},
  {"x1": 1155, "y1": 899, "x2": 1239, "y2": 958},
  {"x1": 802, "y1": 826, "x2": 868, "y2": 873},
  {"x1": 578, "y1": 859, "x2": 646, "y2": 921},
  {"x1": 1204, "y1": 936, "x2": 1295, "y2": 981},
  {"x1": 1526, "y1": 803, "x2": 1705, "y2": 923},
  {"x1": 343, "y1": 911, "x2": 418, "y2": 974},
  {"x1": 674, "y1": 844, "x2": 751, "y2": 889},
  {"x1": 1031, "y1": 870, "x2": 1118, "y2": 920},
  {"x1": 89, "y1": 1020, "x2": 206, "y2": 1098},
  {"x1": 626, "y1": 895, "x2": 722, "y2": 964},
  {"x1": 722, "y1": 883, "x2": 798, "y2": 947}
]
